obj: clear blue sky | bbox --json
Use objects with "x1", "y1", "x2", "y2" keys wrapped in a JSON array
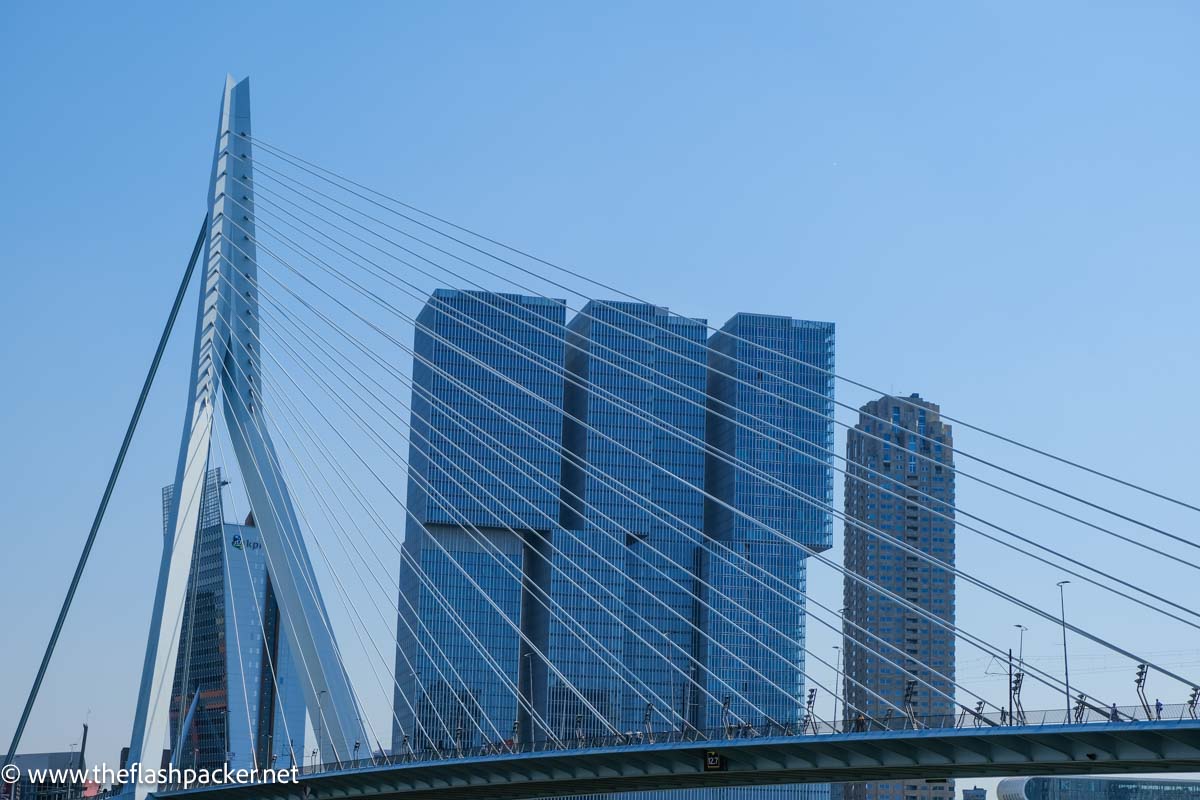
[{"x1": 2, "y1": 2, "x2": 1198, "y2": 795}]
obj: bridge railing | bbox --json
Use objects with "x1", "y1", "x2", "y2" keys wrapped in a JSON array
[
  {"x1": 231, "y1": 701, "x2": 1192, "y2": 784},
  {"x1": 155, "y1": 702, "x2": 1195, "y2": 790}
]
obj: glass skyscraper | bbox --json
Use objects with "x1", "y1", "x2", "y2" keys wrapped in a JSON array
[
  {"x1": 700, "y1": 313, "x2": 835, "y2": 800},
  {"x1": 394, "y1": 290, "x2": 566, "y2": 752},
  {"x1": 548, "y1": 301, "x2": 708, "y2": 739},
  {"x1": 165, "y1": 468, "x2": 306, "y2": 772},
  {"x1": 702, "y1": 314, "x2": 836, "y2": 727},
  {"x1": 841, "y1": 394, "x2": 956, "y2": 800},
  {"x1": 391, "y1": 293, "x2": 837, "y2": 800}
]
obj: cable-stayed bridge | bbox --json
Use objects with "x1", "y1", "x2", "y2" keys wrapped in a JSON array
[{"x1": 6, "y1": 75, "x2": 1200, "y2": 800}]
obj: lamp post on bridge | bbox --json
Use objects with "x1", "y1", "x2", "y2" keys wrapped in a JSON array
[
  {"x1": 1057, "y1": 581, "x2": 1071, "y2": 721},
  {"x1": 832, "y1": 646, "x2": 842, "y2": 729},
  {"x1": 522, "y1": 652, "x2": 533, "y2": 747},
  {"x1": 316, "y1": 689, "x2": 328, "y2": 765}
]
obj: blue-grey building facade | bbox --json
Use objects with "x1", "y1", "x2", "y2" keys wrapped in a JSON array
[
  {"x1": 842, "y1": 394, "x2": 956, "y2": 800},
  {"x1": 394, "y1": 290, "x2": 567, "y2": 752},
  {"x1": 391, "y1": 293, "x2": 837, "y2": 800},
  {"x1": 548, "y1": 301, "x2": 708, "y2": 739},
  {"x1": 702, "y1": 314, "x2": 836, "y2": 727},
  {"x1": 699, "y1": 313, "x2": 835, "y2": 800},
  {"x1": 998, "y1": 776, "x2": 1200, "y2": 800}
]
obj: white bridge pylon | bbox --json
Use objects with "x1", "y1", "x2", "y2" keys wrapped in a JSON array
[{"x1": 125, "y1": 75, "x2": 367, "y2": 797}]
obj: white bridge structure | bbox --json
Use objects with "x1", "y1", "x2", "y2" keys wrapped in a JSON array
[{"x1": 6, "y1": 75, "x2": 1200, "y2": 800}]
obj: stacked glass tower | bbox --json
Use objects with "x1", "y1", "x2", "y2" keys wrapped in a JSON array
[
  {"x1": 165, "y1": 468, "x2": 306, "y2": 771},
  {"x1": 701, "y1": 313, "x2": 835, "y2": 800},
  {"x1": 842, "y1": 394, "x2": 956, "y2": 800},
  {"x1": 702, "y1": 314, "x2": 836, "y2": 725},
  {"x1": 391, "y1": 293, "x2": 838, "y2": 800},
  {"x1": 548, "y1": 301, "x2": 708, "y2": 738},
  {"x1": 394, "y1": 290, "x2": 566, "y2": 752}
]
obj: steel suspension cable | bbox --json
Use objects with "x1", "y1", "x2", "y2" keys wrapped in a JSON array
[
  {"x1": 235, "y1": 290, "x2": 904, "y2": 730},
  {"x1": 215, "y1": 318, "x2": 619, "y2": 745},
  {"x1": 211, "y1": 431, "x2": 303, "y2": 768},
  {"x1": 233, "y1": 135, "x2": 1200, "y2": 522},
  {"x1": 3, "y1": 216, "x2": 209, "y2": 767},
  {"x1": 215, "y1": 284, "x2": 793, "y2": 732},
  {"x1": 207, "y1": 359, "x2": 366, "y2": 764},
  {"x1": 212, "y1": 315, "x2": 505, "y2": 754},
  {"x1": 229, "y1": 264, "x2": 988, "y2": 722},
  {"x1": 234, "y1": 191, "x2": 1200, "y2": 626},
  {"x1": 233, "y1": 168, "x2": 1200, "y2": 568},
  {"x1": 216, "y1": 383, "x2": 475, "y2": 755},
  {"x1": 219, "y1": 212, "x2": 1200, "y2": 693},
  {"x1": 214, "y1": 231, "x2": 1075, "y2": 706},
  {"x1": 216, "y1": 247, "x2": 1051, "y2": 714},
  {"x1": 239, "y1": 325, "x2": 687, "y2": 741}
]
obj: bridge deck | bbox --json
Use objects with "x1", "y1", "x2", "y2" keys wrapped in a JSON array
[{"x1": 157, "y1": 719, "x2": 1200, "y2": 800}]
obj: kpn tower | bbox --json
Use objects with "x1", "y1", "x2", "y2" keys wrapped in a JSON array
[{"x1": 161, "y1": 468, "x2": 306, "y2": 772}]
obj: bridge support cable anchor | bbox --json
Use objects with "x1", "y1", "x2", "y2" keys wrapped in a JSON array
[
  {"x1": 961, "y1": 700, "x2": 994, "y2": 729},
  {"x1": 1136, "y1": 664, "x2": 1153, "y2": 720},
  {"x1": 903, "y1": 680, "x2": 921, "y2": 730},
  {"x1": 1074, "y1": 692, "x2": 1116, "y2": 723},
  {"x1": 3, "y1": 214, "x2": 208, "y2": 769},
  {"x1": 801, "y1": 689, "x2": 821, "y2": 736},
  {"x1": 1011, "y1": 672, "x2": 1027, "y2": 726}
]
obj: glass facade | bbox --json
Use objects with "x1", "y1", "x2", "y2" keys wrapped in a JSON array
[
  {"x1": 165, "y1": 469, "x2": 306, "y2": 772},
  {"x1": 548, "y1": 301, "x2": 708, "y2": 739},
  {"x1": 697, "y1": 313, "x2": 835, "y2": 800},
  {"x1": 842, "y1": 394, "x2": 955, "y2": 800},
  {"x1": 394, "y1": 290, "x2": 567, "y2": 751},
  {"x1": 391, "y1": 295, "x2": 836, "y2": 800},
  {"x1": 998, "y1": 777, "x2": 1200, "y2": 800},
  {"x1": 702, "y1": 314, "x2": 836, "y2": 726}
]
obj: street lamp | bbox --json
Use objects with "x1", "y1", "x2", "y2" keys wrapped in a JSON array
[
  {"x1": 1014, "y1": 624, "x2": 1028, "y2": 669},
  {"x1": 522, "y1": 652, "x2": 534, "y2": 745},
  {"x1": 832, "y1": 646, "x2": 842, "y2": 728},
  {"x1": 316, "y1": 689, "x2": 328, "y2": 761},
  {"x1": 1057, "y1": 581, "x2": 1071, "y2": 720}
]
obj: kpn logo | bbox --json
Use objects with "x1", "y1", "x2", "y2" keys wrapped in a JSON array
[{"x1": 231, "y1": 534, "x2": 263, "y2": 552}]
